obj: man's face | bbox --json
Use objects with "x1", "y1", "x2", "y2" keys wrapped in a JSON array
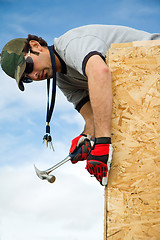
[{"x1": 24, "y1": 42, "x2": 53, "y2": 81}]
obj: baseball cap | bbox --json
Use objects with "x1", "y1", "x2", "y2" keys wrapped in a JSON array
[{"x1": 1, "y1": 38, "x2": 27, "y2": 91}]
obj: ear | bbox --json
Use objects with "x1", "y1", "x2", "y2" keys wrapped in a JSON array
[{"x1": 29, "y1": 40, "x2": 42, "y2": 53}]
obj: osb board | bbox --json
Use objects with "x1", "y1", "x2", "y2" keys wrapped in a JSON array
[
  {"x1": 105, "y1": 41, "x2": 160, "y2": 240},
  {"x1": 110, "y1": 39, "x2": 160, "y2": 49}
]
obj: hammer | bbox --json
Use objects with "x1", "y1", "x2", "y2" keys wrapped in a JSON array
[{"x1": 34, "y1": 148, "x2": 82, "y2": 183}]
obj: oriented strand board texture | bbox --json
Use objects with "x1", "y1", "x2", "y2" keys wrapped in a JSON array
[{"x1": 105, "y1": 40, "x2": 160, "y2": 240}]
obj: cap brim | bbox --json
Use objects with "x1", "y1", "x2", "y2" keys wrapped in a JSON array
[{"x1": 15, "y1": 59, "x2": 26, "y2": 91}]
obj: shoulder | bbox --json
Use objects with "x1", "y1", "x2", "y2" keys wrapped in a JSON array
[{"x1": 54, "y1": 25, "x2": 111, "y2": 48}]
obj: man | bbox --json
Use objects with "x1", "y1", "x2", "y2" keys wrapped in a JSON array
[{"x1": 1, "y1": 25, "x2": 160, "y2": 185}]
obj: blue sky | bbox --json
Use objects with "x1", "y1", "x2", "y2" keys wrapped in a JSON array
[{"x1": 0, "y1": 0, "x2": 160, "y2": 240}]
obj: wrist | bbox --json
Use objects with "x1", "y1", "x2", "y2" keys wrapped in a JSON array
[{"x1": 95, "y1": 137, "x2": 111, "y2": 144}]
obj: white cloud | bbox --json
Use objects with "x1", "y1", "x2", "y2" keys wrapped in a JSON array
[
  {"x1": 59, "y1": 111, "x2": 84, "y2": 126},
  {"x1": 0, "y1": 161, "x2": 104, "y2": 240},
  {"x1": 0, "y1": 70, "x2": 72, "y2": 112},
  {"x1": 0, "y1": 126, "x2": 104, "y2": 240},
  {"x1": 0, "y1": 70, "x2": 75, "y2": 139}
]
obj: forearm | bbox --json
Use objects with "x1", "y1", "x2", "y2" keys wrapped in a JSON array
[
  {"x1": 89, "y1": 66, "x2": 112, "y2": 137},
  {"x1": 79, "y1": 101, "x2": 95, "y2": 139}
]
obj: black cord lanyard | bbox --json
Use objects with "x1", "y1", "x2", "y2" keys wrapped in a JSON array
[{"x1": 43, "y1": 45, "x2": 56, "y2": 150}]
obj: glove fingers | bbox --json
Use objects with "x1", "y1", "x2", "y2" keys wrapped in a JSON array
[
  {"x1": 71, "y1": 140, "x2": 91, "y2": 163},
  {"x1": 70, "y1": 135, "x2": 92, "y2": 164},
  {"x1": 86, "y1": 161, "x2": 109, "y2": 185},
  {"x1": 71, "y1": 152, "x2": 83, "y2": 163},
  {"x1": 77, "y1": 135, "x2": 91, "y2": 147}
]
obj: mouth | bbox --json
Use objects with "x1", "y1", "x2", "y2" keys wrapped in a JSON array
[{"x1": 40, "y1": 70, "x2": 47, "y2": 80}]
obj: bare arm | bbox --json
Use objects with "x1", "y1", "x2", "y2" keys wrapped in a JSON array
[
  {"x1": 79, "y1": 101, "x2": 95, "y2": 139},
  {"x1": 85, "y1": 55, "x2": 112, "y2": 138}
]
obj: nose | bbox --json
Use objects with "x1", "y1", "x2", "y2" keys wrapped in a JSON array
[{"x1": 29, "y1": 70, "x2": 39, "y2": 80}]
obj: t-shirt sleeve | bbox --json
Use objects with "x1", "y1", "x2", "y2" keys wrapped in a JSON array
[{"x1": 64, "y1": 36, "x2": 107, "y2": 76}]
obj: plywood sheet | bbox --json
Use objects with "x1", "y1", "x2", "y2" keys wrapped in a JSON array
[{"x1": 105, "y1": 40, "x2": 160, "y2": 240}]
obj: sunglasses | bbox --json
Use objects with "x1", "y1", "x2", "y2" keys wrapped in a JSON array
[{"x1": 21, "y1": 50, "x2": 34, "y2": 83}]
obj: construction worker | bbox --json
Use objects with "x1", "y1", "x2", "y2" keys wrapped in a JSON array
[{"x1": 1, "y1": 25, "x2": 160, "y2": 185}]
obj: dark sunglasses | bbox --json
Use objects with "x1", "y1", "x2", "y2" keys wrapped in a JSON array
[
  {"x1": 22, "y1": 76, "x2": 33, "y2": 83},
  {"x1": 25, "y1": 50, "x2": 34, "y2": 74},
  {"x1": 21, "y1": 50, "x2": 34, "y2": 83}
]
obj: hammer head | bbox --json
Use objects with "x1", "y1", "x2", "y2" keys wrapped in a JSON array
[{"x1": 34, "y1": 165, "x2": 56, "y2": 183}]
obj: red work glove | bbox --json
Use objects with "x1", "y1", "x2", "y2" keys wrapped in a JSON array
[
  {"x1": 70, "y1": 134, "x2": 92, "y2": 164},
  {"x1": 86, "y1": 137, "x2": 113, "y2": 186}
]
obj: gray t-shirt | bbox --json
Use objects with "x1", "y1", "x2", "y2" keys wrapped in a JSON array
[{"x1": 54, "y1": 24, "x2": 160, "y2": 110}]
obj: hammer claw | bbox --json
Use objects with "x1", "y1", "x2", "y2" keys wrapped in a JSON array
[{"x1": 34, "y1": 155, "x2": 71, "y2": 182}]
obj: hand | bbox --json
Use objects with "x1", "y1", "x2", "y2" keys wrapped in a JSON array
[
  {"x1": 86, "y1": 137, "x2": 113, "y2": 186},
  {"x1": 70, "y1": 134, "x2": 92, "y2": 164}
]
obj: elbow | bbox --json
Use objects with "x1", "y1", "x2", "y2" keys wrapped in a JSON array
[
  {"x1": 101, "y1": 65, "x2": 111, "y2": 76},
  {"x1": 92, "y1": 63, "x2": 111, "y2": 79}
]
